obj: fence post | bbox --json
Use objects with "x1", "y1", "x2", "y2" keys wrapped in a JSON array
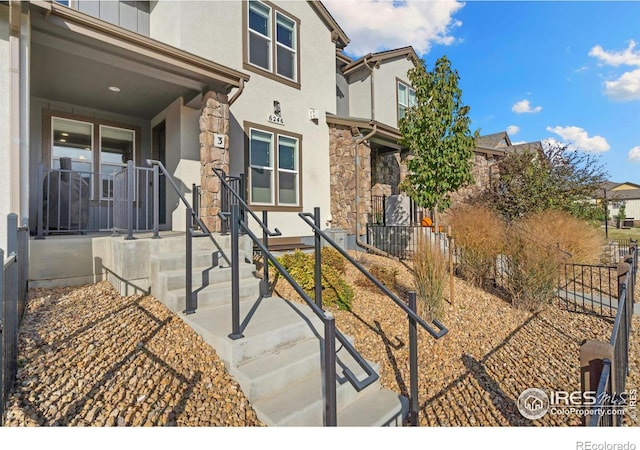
[
  {"x1": 408, "y1": 291, "x2": 419, "y2": 426},
  {"x1": 229, "y1": 204, "x2": 243, "y2": 340},
  {"x1": 184, "y1": 207, "x2": 196, "y2": 315},
  {"x1": 448, "y1": 225, "x2": 454, "y2": 307},
  {"x1": 261, "y1": 211, "x2": 271, "y2": 298},
  {"x1": 152, "y1": 165, "x2": 160, "y2": 239},
  {"x1": 314, "y1": 207, "x2": 323, "y2": 310},
  {"x1": 579, "y1": 340, "x2": 614, "y2": 426},
  {"x1": 36, "y1": 162, "x2": 45, "y2": 239},
  {"x1": 125, "y1": 160, "x2": 135, "y2": 240},
  {"x1": 323, "y1": 312, "x2": 337, "y2": 426},
  {"x1": 382, "y1": 195, "x2": 386, "y2": 226}
]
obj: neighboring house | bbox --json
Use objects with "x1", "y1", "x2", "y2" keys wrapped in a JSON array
[
  {"x1": 329, "y1": 46, "x2": 419, "y2": 234},
  {"x1": 598, "y1": 181, "x2": 640, "y2": 227}
]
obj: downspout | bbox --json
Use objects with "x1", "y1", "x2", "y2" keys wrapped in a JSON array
[
  {"x1": 19, "y1": 4, "x2": 30, "y2": 224},
  {"x1": 228, "y1": 79, "x2": 244, "y2": 107},
  {"x1": 353, "y1": 124, "x2": 396, "y2": 259},
  {"x1": 9, "y1": 1, "x2": 21, "y2": 217}
]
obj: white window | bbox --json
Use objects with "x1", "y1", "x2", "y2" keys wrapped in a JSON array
[
  {"x1": 52, "y1": 117, "x2": 93, "y2": 173},
  {"x1": 248, "y1": 127, "x2": 300, "y2": 207},
  {"x1": 248, "y1": 1, "x2": 271, "y2": 71},
  {"x1": 100, "y1": 126, "x2": 135, "y2": 198},
  {"x1": 398, "y1": 81, "x2": 416, "y2": 123},
  {"x1": 49, "y1": 115, "x2": 136, "y2": 200},
  {"x1": 245, "y1": 1, "x2": 299, "y2": 86}
]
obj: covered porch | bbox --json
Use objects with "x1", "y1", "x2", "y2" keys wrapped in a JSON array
[{"x1": 23, "y1": 2, "x2": 248, "y2": 238}]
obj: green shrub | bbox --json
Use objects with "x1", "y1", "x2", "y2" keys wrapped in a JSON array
[{"x1": 277, "y1": 249, "x2": 353, "y2": 311}]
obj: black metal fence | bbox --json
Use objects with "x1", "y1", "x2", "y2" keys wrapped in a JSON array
[
  {"x1": 583, "y1": 242, "x2": 637, "y2": 426},
  {"x1": 366, "y1": 224, "x2": 449, "y2": 260},
  {"x1": 557, "y1": 263, "x2": 619, "y2": 317},
  {"x1": 1, "y1": 214, "x2": 30, "y2": 425},
  {"x1": 37, "y1": 160, "x2": 160, "y2": 240}
]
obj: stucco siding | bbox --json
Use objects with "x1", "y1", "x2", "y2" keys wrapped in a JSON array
[
  {"x1": 151, "y1": 0, "x2": 338, "y2": 237},
  {"x1": 0, "y1": 5, "x2": 10, "y2": 250},
  {"x1": 373, "y1": 57, "x2": 413, "y2": 128},
  {"x1": 347, "y1": 66, "x2": 372, "y2": 120}
]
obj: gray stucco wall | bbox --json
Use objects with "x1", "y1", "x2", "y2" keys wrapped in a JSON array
[{"x1": 373, "y1": 56, "x2": 414, "y2": 129}]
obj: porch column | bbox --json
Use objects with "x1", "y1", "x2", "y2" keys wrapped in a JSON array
[{"x1": 199, "y1": 91, "x2": 230, "y2": 233}]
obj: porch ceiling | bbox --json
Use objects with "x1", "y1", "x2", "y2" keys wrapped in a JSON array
[{"x1": 29, "y1": 7, "x2": 242, "y2": 120}]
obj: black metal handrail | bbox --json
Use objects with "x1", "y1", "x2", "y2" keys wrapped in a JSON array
[
  {"x1": 299, "y1": 211, "x2": 448, "y2": 339},
  {"x1": 212, "y1": 168, "x2": 282, "y2": 238},
  {"x1": 587, "y1": 241, "x2": 637, "y2": 427},
  {"x1": 298, "y1": 208, "x2": 448, "y2": 426},
  {"x1": 146, "y1": 160, "x2": 232, "y2": 315},
  {"x1": 226, "y1": 204, "x2": 379, "y2": 426}
]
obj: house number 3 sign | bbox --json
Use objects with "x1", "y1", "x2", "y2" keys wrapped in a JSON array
[{"x1": 213, "y1": 133, "x2": 225, "y2": 148}]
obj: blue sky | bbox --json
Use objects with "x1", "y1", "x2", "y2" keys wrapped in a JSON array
[{"x1": 324, "y1": 0, "x2": 640, "y2": 184}]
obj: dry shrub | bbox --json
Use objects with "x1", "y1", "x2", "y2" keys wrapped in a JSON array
[
  {"x1": 512, "y1": 210, "x2": 604, "y2": 264},
  {"x1": 503, "y1": 210, "x2": 603, "y2": 311},
  {"x1": 412, "y1": 236, "x2": 447, "y2": 321},
  {"x1": 447, "y1": 205, "x2": 505, "y2": 287}
]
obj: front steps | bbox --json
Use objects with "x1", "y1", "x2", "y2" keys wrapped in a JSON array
[{"x1": 148, "y1": 234, "x2": 407, "y2": 426}]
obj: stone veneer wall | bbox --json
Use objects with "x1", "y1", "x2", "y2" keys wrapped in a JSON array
[
  {"x1": 329, "y1": 124, "x2": 371, "y2": 234},
  {"x1": 371, "y1": 150, "x2": 408, "y2": 196},
  {"x1": 199, "y1": 91, "x2": 230, "y2": 232},
  {"x1": 449, "y1": 152, "x2": 499, "y2": 208}
]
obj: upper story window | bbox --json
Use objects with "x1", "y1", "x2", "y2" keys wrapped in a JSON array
[
  {"x1": 245, "y1": 1, "x2": 300, "y2": 89},
  {"x1": 247, "y1": 123, "x2": 301, "y2": 209},
  {"x1": 397, "y1": 80, "x2": 416, "y2": 124}
]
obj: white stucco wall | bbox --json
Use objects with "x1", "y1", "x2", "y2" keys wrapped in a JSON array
[
  {"x1": 0, "y1": 5, "x2": 11, "y2": 252},
  {"x1": 373, "y1": 56, "x2": 414, "y2": 129},
  {"x1": 150, "y1": 1, "x2": 339, "y2": 237},
  {"x1": 347, "y1": 66, "x2": 372, "y2": 120}
]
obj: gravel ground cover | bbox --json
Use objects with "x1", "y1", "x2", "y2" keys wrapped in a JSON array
[
  {"x1": 3, "y1": 282, "x2": 263, "y2": 427},
  {"x1": 272, "y1": 251, "x2": 640, "y2": 427},
  {"x1": 3, "y1": 251, "x2": 638, "y2": 427}
]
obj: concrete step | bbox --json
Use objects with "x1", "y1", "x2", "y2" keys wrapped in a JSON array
[
  {"x1": 158, "y1": 263, "x2": 256, "y2": 292},
  {"x1": 251, "y1": 367, "x2": 402, "y2": 426},
  {"x1": 180, "y1": 295, "x2": 406, "y2": 426},
  {"x1": 161, "y1": 277, "x2": 261, "y2": 313},
  {"x1": 150, "y1": 250, "x2": 249, "y2": 273},
  {"x1": 148, "y1": 233, "x2": 252, "y2": 256}
]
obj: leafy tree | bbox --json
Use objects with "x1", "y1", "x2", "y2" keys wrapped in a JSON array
[
  {"x1": 483, "y1": 141, "x2": 608, "y2": 221},
  {"x1": 399, "y1": 55, "x2": 478, "y2": 222}
]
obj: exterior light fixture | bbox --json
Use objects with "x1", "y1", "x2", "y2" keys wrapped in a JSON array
[
  {"x1": 273, "y1": 100, "x2": 281, "y2": 116},
  {"x1": 108, "y1": 86, "x2": 121, "y2": 92}
]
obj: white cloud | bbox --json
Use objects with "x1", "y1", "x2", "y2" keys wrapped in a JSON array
[
  {"x1": 323, "y1": 0, "x2": 464, "y2": 57},
  {"x1": 589, "y1": 40, "x2": 640, "y2": 102},
  {"x1": 588, "y1": 40, "x2": 640, "y2": 67},
  {"x1": 604, "y1": 68, "x2": 640, "y2": 101},
  {"x1": 512, "y1": 99, "x2": 542, "y2": 114},
  {"x1": 545, "y1": 126, "x2": 610, "y2": 153},
  {"x1": 574, "y1": 66, "x2": 589, "y2": 73},
  {"x1": 629, "y1": 146, "x2": 640, "y2": 163},
  {"x1": 506, "y1": 125, "x2": 519, "y2": 136}
]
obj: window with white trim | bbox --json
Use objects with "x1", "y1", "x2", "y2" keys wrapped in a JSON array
[
  {"x1": 50, "y1": 115, "x2": 136, "y2": 200},
  {"x1": 248, "y1": 127, "x2": 299, "y2": 207},
  {"x1": 397, "y1": 80, "x2": 416, "y2": 123},
  {"x1": 246, "y1": 1, "x2": 299, "y2": 85}
]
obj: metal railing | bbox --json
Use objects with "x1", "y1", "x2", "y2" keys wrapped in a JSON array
[
  {"x1": 371, "y1": 195, "x2": 386, "y2": 225},
  {"x1": 212, "y1": 169, "x2": 407, "y2": 426},
  {"x1": 1, "y1": 214, "x2": 29, "y2": 425},
  {"x1": 586, "y1": 241, "x2": 637, "y2": 426},
  {"x1": 366, "y1": 224, "x2": 449, "y2": 260},
  {"x1": 37, "y1": 161, "x2": 158, "y2": 240},
  {"x1": 299, "y1": 207, "x2": 448, "y2": 426},
  {"x1": 146, "y1": 160, "x2": 231, "y2": 315},
  {"x1": 558, "y1": 263, "x2": 619, "y2": 317}
]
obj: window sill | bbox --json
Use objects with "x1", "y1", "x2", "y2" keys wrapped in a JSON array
[{"x1": 243, "y1": 62, "x2": 301, "y2": 90}]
